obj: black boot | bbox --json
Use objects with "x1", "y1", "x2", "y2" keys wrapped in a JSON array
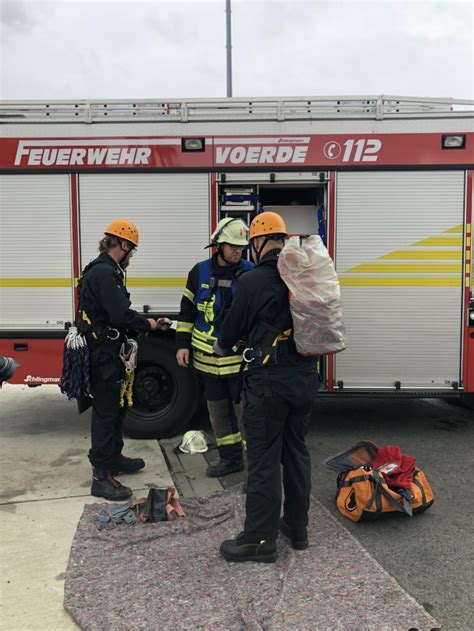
[
  {"x1": 91, "y1": 468, "x2": 133, "y2": 501},
  {"x1": 206, "y1": 458, "x2": 244, "y2": 478},
  {"x1": 280, "y1": 519, "x2": 308, "y2": 550},
  {"x1": 220, "y1": 532, "x2": 278, "y2": 563},
  {"x1": 110, "y1": 454, "x2": 145, "y2": 475}
]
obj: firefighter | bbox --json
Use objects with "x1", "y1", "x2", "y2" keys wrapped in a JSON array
[
  {"x1": 176, "y1": 218, "x2": 254, "y2": 477},
  {"x1": 215, "y1": 212, "x2": 320, "y2": 563},
  {"x1": 79, "y1": 219, "x2": 163, "y2": 501}
]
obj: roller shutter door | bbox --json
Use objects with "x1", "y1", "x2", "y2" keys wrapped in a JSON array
[
  {"x1": 0, "y1": 174, "x2": 73, "y2": 330},
  {"x1": 335, "y1": 171, "x2": 464, "y2": 390},
  {"x1": 79, "y1": 173, "x2": 210, "y2": 313}
]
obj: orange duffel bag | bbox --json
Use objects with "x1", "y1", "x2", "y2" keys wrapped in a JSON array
[{"x1": 336, "y1": 466, "x2": 434, "y2": 522}]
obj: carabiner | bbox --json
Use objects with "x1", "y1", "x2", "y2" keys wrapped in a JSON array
[
  {"x1": 106, "y1": 328, "x2": 120, "y2": 341},
  {"x1": 242, "y1": 347, "x2": 254, "y2": 363}
]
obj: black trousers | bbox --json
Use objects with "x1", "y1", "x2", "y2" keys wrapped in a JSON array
[
  {"x1": 198, "y1": 372, "x2": 242, "y2": 403},
  {"x1": 243, "y1": 364, "x2": 319, "y2": 542},
  {"x1": 88, "y1": 342, "x2": 125, "y2": 470}
]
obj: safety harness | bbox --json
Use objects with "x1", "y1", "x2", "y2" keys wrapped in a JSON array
[
  {"x1": 77, "y1": 262, "x2": 124, "y2": 344},
  {"x1": 242, "y1": 328, "x2": 294, "y2": 366},
  {"x1": 81, "y1": 261, "x2": 139, "y2": 407}
]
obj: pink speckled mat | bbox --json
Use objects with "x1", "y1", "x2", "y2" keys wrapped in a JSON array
[{"x1": 64, "y1": 489, "x2": 439, "y2": 630}]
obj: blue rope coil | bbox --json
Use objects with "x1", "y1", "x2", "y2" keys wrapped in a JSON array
[{"x1": 59, "y1": 344, "x2": 91, "y2": 400}]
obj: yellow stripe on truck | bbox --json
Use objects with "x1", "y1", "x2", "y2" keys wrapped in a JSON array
[
  {"x1": 126, "y1": 277, "x2": 186, "y2": 287},
  {"x1": 443, "y1": 224, "x2": 463, "y2": 234},
  {"x1": 339, "y1": 277, "x2": 461, "y2": 287},
  {"x1": 0, "y1": 278, "x2": 73, "y2": 288},
  {"x1": 413, "y1": 236, "x2": 462, "y2": 247},
  {"x1": 379, "y1": 250, "x2": 462, "y2": 260},
  {"x1": 347, "y1": 263, "x2": 462, "y2": 274},
  {"x1": 0, "y1": 277, "x2": 186, "y2": 288}
]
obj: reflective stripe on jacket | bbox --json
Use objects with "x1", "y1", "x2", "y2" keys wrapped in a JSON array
[{"x1": 176, "y1": 255, "x2": 254, "y2": 377}]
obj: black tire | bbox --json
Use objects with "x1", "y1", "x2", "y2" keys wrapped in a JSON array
[{"x1": 124, "y1": 335, "x2": 200, "y2": 438}]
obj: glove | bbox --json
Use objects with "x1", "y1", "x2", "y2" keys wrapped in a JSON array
[
  {"x1": 156, "y1": 317, "x2": 172, "y2": 331},
  {"x1": 65, "y1": 326, "x2": 87, "y2": 351}
]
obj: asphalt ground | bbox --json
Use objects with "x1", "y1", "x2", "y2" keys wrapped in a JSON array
[
  {"x1": 204, "y1": 396, "x2": 474, "y2": 631},
  {"x1": 1, "y1": 385, "x2": 472, "y2": 630}
]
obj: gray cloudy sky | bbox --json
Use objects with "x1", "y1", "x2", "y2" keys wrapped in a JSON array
[{"x1": 1, "y1": 0, "x2": 473, "y2": 101}]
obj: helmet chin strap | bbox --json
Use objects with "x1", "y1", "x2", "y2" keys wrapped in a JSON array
[
  {"x1": 118, "y1": 239, "x2": 132, "y2": 267},
  {"x1": 252, "y1": 237, "x2": 271, "y2": 264},
  {"x1": 217, "y1": 244, "x2": 236, "y2": 266}
]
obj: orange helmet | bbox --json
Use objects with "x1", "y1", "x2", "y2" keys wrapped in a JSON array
[
  {"x1": 104, "y1": 219, "x2": 139, "y2": 247},
  {"x1": 249, "y1": 212, "x2": 288, "y2": 240}
]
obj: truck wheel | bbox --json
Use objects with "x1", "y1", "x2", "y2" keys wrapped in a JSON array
[{"x1": 124, "y1": 336, "x2": 200, "y2": 438}]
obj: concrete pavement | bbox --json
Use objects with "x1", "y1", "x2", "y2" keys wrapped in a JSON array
[{"x1": 0, "y1": 384, "x2": 173, "y2": 631}]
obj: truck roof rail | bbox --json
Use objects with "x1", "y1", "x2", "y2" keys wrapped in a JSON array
[{"x1": 0, "y1": 95, "x2": 473, "y2": 124}]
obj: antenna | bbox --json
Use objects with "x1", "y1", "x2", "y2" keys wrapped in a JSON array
[{"x1": 226, "y1": 0, "x2": 233, "y2": 97}]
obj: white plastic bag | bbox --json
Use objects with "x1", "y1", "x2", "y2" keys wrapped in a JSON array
[{"x1": 277, "y1": 235, "x2": 347, "y2": 355}]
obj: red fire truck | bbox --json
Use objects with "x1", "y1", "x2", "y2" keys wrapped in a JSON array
[{"x1": 0, "y1": 95, "x2": 473, "y2": 436}]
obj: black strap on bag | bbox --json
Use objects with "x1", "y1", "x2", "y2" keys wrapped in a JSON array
[
  {"x1": 338, "y1": 468, "x2": 413, "y2": 517},
  {"x1": 412, "y1": 473, "x2": 428, "y2": 512},
  {"x1": 366, "y1": 469, "x2": 413, "y2": 517},
  {"x1": 337, "y1": 473, "x2": 372, "y2": 487}
]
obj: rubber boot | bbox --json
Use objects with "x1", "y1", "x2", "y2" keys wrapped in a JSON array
[
  {"x1": 220, "y1": 532, "x2": 278, "y2": 563},
  {"x1": 91, "y1": 468, "x2": 133, "y2": 501},
  {"x1": 206, "y1": 398, "x2": 244, "y2": 478},
  {"x1": 206, "y1": 457, "x2": 244, "y2": 478},
  {"x1": 110, "y1": 454, "x2": 145, "y2": 475},
  {"x1": 206, "y1": 441, "x2": 244, "y2": 477}
]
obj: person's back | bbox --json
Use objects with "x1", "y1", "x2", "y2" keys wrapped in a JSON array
[{"x1": 216, "y1": 212, "x2": 320, "y2": 563}]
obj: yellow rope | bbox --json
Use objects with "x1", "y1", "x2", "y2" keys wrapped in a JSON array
[{"x1": 120, "y1": 370, "x2": 135, "y2": 408}]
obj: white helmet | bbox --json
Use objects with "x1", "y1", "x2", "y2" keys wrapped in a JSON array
[
  {"x1": 210, "y1": 218, "x2": 249, "y2": 247},
  {"x1": 178, "y1": 430, "x2": 208, "y2": 454}
]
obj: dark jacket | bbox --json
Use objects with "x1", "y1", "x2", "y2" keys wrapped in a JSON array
[
  {"x1": 217, "y1": 249, "x2": 303, "y2": 363},
  {"x1": 79, "y1": 253, "x2": 151, "y2": 339}
]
